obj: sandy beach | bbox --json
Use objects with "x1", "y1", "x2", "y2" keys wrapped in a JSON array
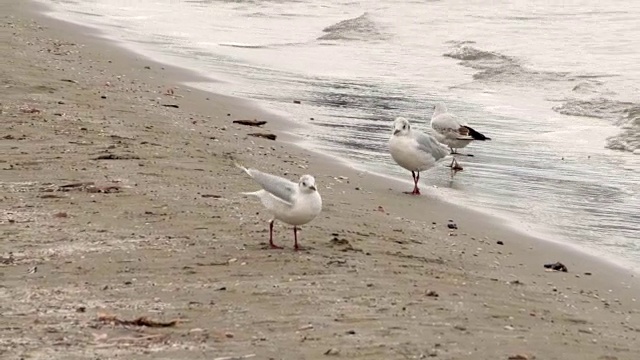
[{"x1": 1, "y1": 1, "x2": 640, "y2": 359}]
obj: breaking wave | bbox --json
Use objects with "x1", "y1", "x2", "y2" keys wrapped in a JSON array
[
  {"x1": 444, "y1": 44, "x2": 569, "y2": 83},
  {"x1": 444, "y1": 45, "x2": 514, "y2": 63},
  {"x1": 552, "y1": 98, "x2": 640, "y2": 153},
  {"x1": 317, "y1": 12, "x2": 388, "y2": 41},
  {"x1": 552, "y1": 98, "x2": 634, "y2": 119},
  {"x1": 443, "y1": 44, "x2": 640, "y2": 153},
  {"x1": 607, "y1": 106, "x2": 640, "y2": 153}
]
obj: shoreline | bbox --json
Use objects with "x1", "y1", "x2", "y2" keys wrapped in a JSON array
[
  {"x1": 2, "y1": 1, "x2": 640, "y2": 359},
  {"x1": 302, "y1": 141, "x2": 640, "y2": 275},
  {"x1": 33, "y1": 0, "x2": 640, "y2": 276}
]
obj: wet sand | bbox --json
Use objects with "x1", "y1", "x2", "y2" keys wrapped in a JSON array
[{"x1": 1, "y1": 1, "x2": 639, "y2": 359}]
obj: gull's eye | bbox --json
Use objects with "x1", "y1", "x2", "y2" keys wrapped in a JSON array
[
  {"x1": 402, "y1": 125, "x2": 406, "y2": 129},
  {"x1": 302, "y1": 182, "x2": 306, "y2": 186}
]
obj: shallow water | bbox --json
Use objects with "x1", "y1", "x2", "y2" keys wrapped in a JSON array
[{"x1": 37, "y1": 0, "x2": 640, "y2": 268}]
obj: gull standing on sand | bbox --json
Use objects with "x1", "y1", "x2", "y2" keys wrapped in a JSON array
[
  {"x1": 389, "y1": 117, "x2": 453, "y2": 195},
  {"x1": 430, "y1": 102, "x2": 491, "y2": 157},
  {"x1": 237, "y1": 163, "x2": 322, "y2": 250}
]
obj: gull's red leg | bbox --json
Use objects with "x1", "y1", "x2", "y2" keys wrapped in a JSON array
[
  {"x1": 404, "y1": 171, "x2": 420, "y2": 195},
  {"x1": 293, "y1": 226, "x2": 301, "y2": 251},
  {"x1": 450, "y1": 158, "x2": 463, "y2": 178},
  {"x1": 412, "y1": 171, "x2": 421, "y2": 195},
  {"x1": 268, "y1": 220, "x2": 283, "y2": 249}
]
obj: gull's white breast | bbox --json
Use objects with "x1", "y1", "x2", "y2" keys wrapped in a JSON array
[
  {"x1": 256, "y1": 190, "x2": 322, "y2": 226},
  {"x1": 389, "y1": 135, "x2": 438, "y2": 172}
]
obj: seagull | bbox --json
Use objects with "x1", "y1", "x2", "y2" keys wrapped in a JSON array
[
  {"x1": 389, "y1": 117, "x2": 455, "y2": 195},
  {"x1": 236, "y1": 163, "x2": 322, "y2": 251},
  {"x1": 430, "y1": 102, "x2": 491, "y2": 157}
]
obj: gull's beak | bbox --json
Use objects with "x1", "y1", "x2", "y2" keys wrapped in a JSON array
[
  {"x1": 309, "y1": 185, "x2": 316, "y2": 191},
  {"x1": 393, "y1": 129, "x2": 400, "y2": 135}
]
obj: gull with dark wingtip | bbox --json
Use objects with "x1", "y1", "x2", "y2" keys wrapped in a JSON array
[{"x1": 430, "y1": 102, "x2": 491, "y2": 157}]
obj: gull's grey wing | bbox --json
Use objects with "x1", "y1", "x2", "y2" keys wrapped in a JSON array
[
  {"x1": 432, "y1": 113, "x2": 473, "y2": 140},
  {"x1": 246, "y1": 168, "x2": 297, "y2": 203},
  {"x1": 414, "y1": 131, "x2": 449, "y2": 161}
]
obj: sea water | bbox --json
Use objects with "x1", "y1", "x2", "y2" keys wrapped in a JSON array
[{"x1": 35, "y1": 0, "x2": 640, "y2": 269}]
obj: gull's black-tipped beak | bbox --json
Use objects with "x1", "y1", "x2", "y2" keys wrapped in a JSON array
[
  {"x1": 309, "y1": 186, "x2": 316, "y2": 191},
  {"x1": 393, "y1": 129, "x2": 400, "y2": 135}
]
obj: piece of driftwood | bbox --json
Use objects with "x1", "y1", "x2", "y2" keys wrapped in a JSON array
[
  {"x1": 92, "y1": 153, "x2": 140, "y2": 160},
  {"x1": 58, "y1": 181, "x2": 95, "y2": 189},
  {"x1": 39, "y1": 194, "x2": 66, "y2": 199},
  {"x1": 248, "y1": 133, "x2": 277, "y2": 141},
  {"x1": 232, "y1": 119, "x2": 267, "y2": 127},
  {"x1": 201, "y1": 194, "x2": 222, "y2": 198},
  {"x1": 96, "y1": 314, "x2": 179, "y2": 327}
]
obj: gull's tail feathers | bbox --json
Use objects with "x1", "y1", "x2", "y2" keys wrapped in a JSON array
[
  {"x1": 237, "y1": 162, "x2": 258, "y2": 197},
  {"x1": 462, "y1": 126, "x2": 491, "y2": 141},
  {"x1": 234, "y1": 161, "x2": 251, "y2": 174},
  {"x1": 240, "y1": 190, "x2": 262, "y2": 197}
]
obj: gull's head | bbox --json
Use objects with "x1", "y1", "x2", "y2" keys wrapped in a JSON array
[
  {"x1": 392, "y1": 117, "x2": 411, "y2": 136},
  {"x1": 298, "y1": 174, "x2": 317, "y2": 193},
  {"x1": 433, "y1": 102, "x2": 447, "y2": 115}
]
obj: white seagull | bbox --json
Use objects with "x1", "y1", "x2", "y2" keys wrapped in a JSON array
[
  {"x1": 430, "y1": 102, "x2": 491, "y2": 156},
  {"x1": 389, "y1": 117, "x2": 455, "y2": 195},
  {"x1": 237, "y1": 163, "x2": 322, "y2": 251}
]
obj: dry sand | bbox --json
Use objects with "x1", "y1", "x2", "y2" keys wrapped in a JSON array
[{"x1": 1, "y1": 1, "x2": 639, "y2": 359}]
